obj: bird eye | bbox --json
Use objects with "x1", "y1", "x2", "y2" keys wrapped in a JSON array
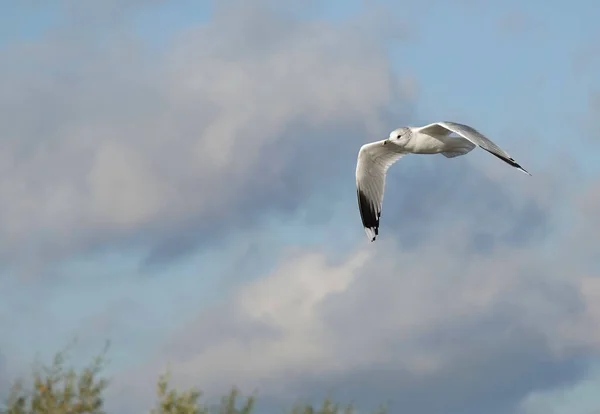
[{"x1": 397, "y1": 134, "x2": 401, "y2": 139}]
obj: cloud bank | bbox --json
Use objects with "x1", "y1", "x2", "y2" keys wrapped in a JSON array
[
  {"x1": 0, "y1": 0, "x2": 413, "y2": 270},
  {"x1": 3, "y1": 2, "x2": 600, "y2": 414}
]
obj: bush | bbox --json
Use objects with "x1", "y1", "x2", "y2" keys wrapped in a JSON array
[{"x1": 1, "y1": 345, "x2": 386, "y2": 414}]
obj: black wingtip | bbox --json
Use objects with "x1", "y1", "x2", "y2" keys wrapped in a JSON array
[
  {"x1": 357, "y1": 188, "x2": 380, "y2": 241},
  {"x1": 511, "y1": 161, "x2": 531, "y2": 176},
  {"x1": 508, "y1": 157, "x2": 531, "y2": 176},
  {"x1": 483, "y1": 149, "x2": 531, "y2": 176},
  {"x1": 517, "y1": 164, "x2": 532, "y2": 176}
]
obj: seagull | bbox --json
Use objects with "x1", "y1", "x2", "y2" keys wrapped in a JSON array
[{"x1": 355, "y1": 121, "x2": 531, "y2": 242}]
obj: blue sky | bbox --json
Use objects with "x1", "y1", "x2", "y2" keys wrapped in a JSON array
[{"x1": 1, "y1": 1, "x2": 600, "y2": 413}]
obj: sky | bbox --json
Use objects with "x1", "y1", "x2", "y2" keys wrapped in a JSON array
[{"x1": 1, "y1": 0, "x2": 600, "y2": 413}]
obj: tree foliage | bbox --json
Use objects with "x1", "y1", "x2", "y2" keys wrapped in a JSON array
[{"x1": 1, "y1": 346, "x2": 386, "y2": 414}]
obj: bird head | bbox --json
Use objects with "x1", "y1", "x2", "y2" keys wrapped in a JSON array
[{"x1": 383, "y1": 127, "x2": 410, "y2": 147}]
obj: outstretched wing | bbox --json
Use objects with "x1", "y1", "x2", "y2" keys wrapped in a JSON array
[
  {"x1": 418, "y1": 121, "x2": 531, "y2": 175},
  {"x1": 355, "y1": 140, "x2": 407, "y2": 242}
]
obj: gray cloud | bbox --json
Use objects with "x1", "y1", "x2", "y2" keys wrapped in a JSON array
[
  {"x1": 566, "y1": 180, "x2": 600, "y2": 276},
  {"x1": 0, "y1": 0, "x2": 415, "y2": 271},
  {"x1": 108, "y1": 197, "x2": 599, "y2": 413},
  {"x1": 307, "y1": 247, "x2": 586, "y2": 414},
  {"x1": 286, "y1": 331, "x2": 583, "y2": 414},
  {"x1": 100, "y1": 108, "x2": 600, "y2": 411},
  {"x1": 0, "y1": 350, "x2": 6, "y2": 393}
]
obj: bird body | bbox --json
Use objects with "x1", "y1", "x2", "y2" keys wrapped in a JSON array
[
  {"x1": 387, "y1": 126, "x2": 449, "y2": 154},
  {"x1": 355, "y1": 121, "x2": 530, "y2": 242}
]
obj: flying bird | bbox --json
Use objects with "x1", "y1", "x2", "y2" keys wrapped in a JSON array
[{"x1": 355, "y1": 121, "x2": 531, "y2": 242}]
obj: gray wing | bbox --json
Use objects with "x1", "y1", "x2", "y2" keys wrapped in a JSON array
[
  {"x1": 418, "y1": 121, "x2": 531, "y2": 175},
  {"x1": 355, "y1": 140, "x2": 407, "y2": 242}
]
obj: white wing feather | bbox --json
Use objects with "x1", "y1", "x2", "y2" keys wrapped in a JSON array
[
  {"x1": 355, "y1": 140, "x2": 406, "y2": 241},
  {"x1": 417, "y1": 121, "x2": 531, "y2": 175}
]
